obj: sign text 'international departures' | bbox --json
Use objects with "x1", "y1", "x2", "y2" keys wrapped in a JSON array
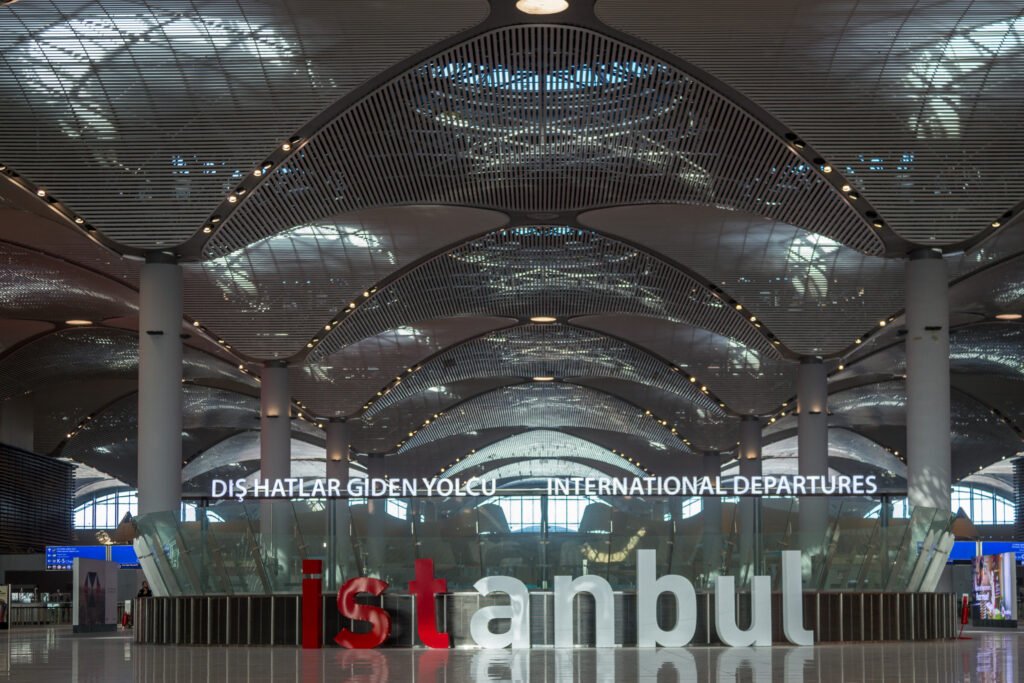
[
  {"x1": 212, "y1": 474, "x2": 878, "y2": 502},
  {"x1": 301, "y1": 551, "x2": 814, "y2": 650}
]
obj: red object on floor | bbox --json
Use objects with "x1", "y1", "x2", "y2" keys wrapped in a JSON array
[{"x1": 301, "y1": 559, "x2": 323, "y2": 649}]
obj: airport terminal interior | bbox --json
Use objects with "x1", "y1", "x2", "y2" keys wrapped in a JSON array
[{"x1": 1, "y1": 0, "x2": 1024, "y2": 680}]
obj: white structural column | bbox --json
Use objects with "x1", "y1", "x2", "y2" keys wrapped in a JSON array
[
  {"x1": 738, "y1": 416, "x2": 762, "y2": 582},
  {"x1": 906, "y1": 249, "x2": 951, "y2": 513},
  {"x1": 137, "y1": 256, "x2": 184, "y2": 516},
  {"x1": 260, "y1": 361, "x2": 291, "y2": 481},
  {"x1": 326, "y1": 419, "x2": 355, "y2": 589},
  {"x1": 325, "y1": 419, "x2": 350, "y2": 484},
  {"x1": 702, "y1": 451, "x2": 723, "y2": 581},
  {"x1": 260, "y1": 361, "x2": 291, "y2": 541},
  {"x1": 0, "y1": 396, "x2": 34, "y2": 452},
  {"x1": 797, "y1": 356, "x2": 829, "y2": 579}
]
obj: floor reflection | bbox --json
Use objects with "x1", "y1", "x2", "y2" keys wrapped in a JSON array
[{"x1": 0, "y1": 628, "x2": 1019, "y2": 682}]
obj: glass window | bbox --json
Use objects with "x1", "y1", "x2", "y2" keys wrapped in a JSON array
[
  {"x1": 489, "y1": 496, "x2": 604, "y2": 533},
  {"x1": 680, "y1": 497, "x2": 703, "y2": 519},
  {"x1": 386, "y1": 499, "x2": 408, "y2": 519},
  {"x1": 864, "y1": 486, "x2": 1014, "y2": 524},
  {"x1": 73, "y1": 490, "x2": 215, "y2": 528}
]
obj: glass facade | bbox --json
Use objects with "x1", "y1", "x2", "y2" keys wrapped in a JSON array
[{"x1": 132, "y1": 493, "x2": 954, "y2": 597}]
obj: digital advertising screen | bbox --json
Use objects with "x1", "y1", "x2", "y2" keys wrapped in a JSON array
[
  {"x1": 45, "y1": 546, "x2": 106, "y2": 571},
  {"x1": 972, "y1": 552, "x2": 1018, "y2": 624},
  {"x1": 109, "y1": 545, "x2": 140, "y2": 569}
]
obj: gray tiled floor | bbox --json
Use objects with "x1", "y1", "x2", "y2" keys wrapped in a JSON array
[{"x1": 0, "y1": 627, "x2": 1020, "y2": 681}]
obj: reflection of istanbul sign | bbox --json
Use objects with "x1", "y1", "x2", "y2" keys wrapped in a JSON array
[
  {"x1": 303, "y1": 551, "x2": 813, "y2": 649},
  {"x1": 212, "y1": 474, "x2": 878, "y2": 501}
]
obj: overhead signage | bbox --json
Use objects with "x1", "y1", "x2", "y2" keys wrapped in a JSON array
[
  {"x1": 302, "y1": 550, "x2": 813, "y2": 650},
  {"x1": 110, "y1": 545, "x2": 140, "y2": 569},
  {"x1": 45, "y1": 546, "x2": 106, "y2": 571},
  {"x1": 211, "y1": 474, "x2": 878, "y2": 501}
]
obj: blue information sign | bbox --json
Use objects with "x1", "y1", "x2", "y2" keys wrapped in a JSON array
[
  {"x1": 44, "y1": 545, "x2": 106, "y2": 571},
  {"x1": 981, "y1": 541, "x2": 1024, "y2": 563},
  {"x1": 110, "y1": 545, "x2": 140, "y2": 569}
]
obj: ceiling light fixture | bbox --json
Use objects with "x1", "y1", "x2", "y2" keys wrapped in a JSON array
[
  {"x1": 533, "y1": 376, "x2": 555, "y2": 382},
  {"x1": 65, "y1": 319, "x2": 93, "y2": 326},
  {"x1": 822, "y1": 164, "x2": 833, "y2": 174},
  {"x1": 530, "y1": 316, "x2": 557, "y2": 323},
  {"x1": 516, "y1": 0, "x2": 568, "y2": 14},
  {"x1": 992, "y1": 220, "x2": 1002, "y2": 228},
  {"x1": 36, "y1": 189, "x2": 46, "y2": 197},
  {"x1": 995, "y1": 313, "x2": 1023, "y2": 320}
]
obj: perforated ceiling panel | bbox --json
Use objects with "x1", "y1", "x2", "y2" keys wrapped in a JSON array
[
  {"x1": 0, "y1": 328, "x2": 255, "y2": 401},
  {"x1": 441, "y1": 429, "x2": 645, "y2": 479},
  {"x1": 574, "y1": 314, "x2": 796, "y2": 415},
  {"x1": 766, "y1": 380, "x2": 1023, "y2": 480},
  {"x1": 208, "y1": 24, "x2": 880, "y2": 256},
  {"x1": 309, "y1": 227, "x2": 779, "y2": 362},
  {"x1": 58, "y1": 385, "x2": 264, "y2": 483},
  {"x1": 185, "y1": 206, "x2": 508, "y2": 358},
  {"x1": 352, "y1": 377, "x2": 523, "y2": 454},
  {"x1": 293, "y1": 317, "x2": 514, "y2": 417},
  {"x1": 596, "y1": 0, "x2": 1024, "y2": 245},
  {"x1": 580, "y1": 204, "x2": 905, "y2": 354},
  {"x1": 0, "y1": 242, "x2": 137, "y2": 321},
  {"x1": 364, "y1": 324, "x2": 725, "y2": 420},
  {"x1": 0, "y1": 0, "x2": 488, "y2": 248},
  {"x1": 397, "y1": 382, "x2": 688, "y2": 455},
  {"x1": 760, "y1": 428, "x2": 906, "y2": 477}
]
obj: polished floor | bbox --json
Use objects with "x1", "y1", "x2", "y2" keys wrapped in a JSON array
[{"x1": 0, "y1": 627, "x2": 1020, "y2": 682}]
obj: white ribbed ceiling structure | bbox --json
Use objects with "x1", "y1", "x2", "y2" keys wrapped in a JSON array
[{"x1": 0, "y1": 0, "x2": 1022, "y2": 495}]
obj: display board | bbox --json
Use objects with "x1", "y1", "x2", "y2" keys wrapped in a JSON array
[
  {"x1": 0, "y1": 584, "x2": 9, "y2": 630},
  {"x1": 979, "y1": 541, "x2": 1024, "y2": 563},
  {"x1": 45, "y1": 545, "x2": 106, "y2": 571},
  {"x1": 72, "y1": 558, "x2": 118, "y2": 633},
  {"x1": 110, "y1": 545, "x2": 140, "y2": 569},
  {"x1": 971, "y1": 552, "x2": 1018, "y2": 627}
]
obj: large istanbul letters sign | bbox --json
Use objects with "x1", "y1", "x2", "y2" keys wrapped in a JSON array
[{"x1": 303, "y1": 550, "x2": 814, "y2": 649}]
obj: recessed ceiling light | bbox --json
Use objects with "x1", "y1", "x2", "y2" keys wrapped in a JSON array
[
  {"x1": 530, "y1": 316, "x2": 557, "y2": 323},
  {"x1": 533, "y1": 376, "x2": 555, "y2": 382},
  {"x1": 36, "y1": 189, "x2": 46, "y2": 197},
  {"x1": 65, "y1": 320, "x2": 93, "y2": 326},
  {"x1": 996, "y1": 313, "x2": 1022, "y2": 320},
  {"x1": 822, "y1": 165, "x2": 833, "y2": 174},
  {"x1": 516, "y1": 0, "x2": 568, "y2": 14},
  {"x1": 841, "y1": 184, "x2": 851, "y2": 193}
]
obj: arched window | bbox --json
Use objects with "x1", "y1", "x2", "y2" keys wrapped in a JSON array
[{"x1": 73, "y1": 490, "x2": 220, "y2": 529}]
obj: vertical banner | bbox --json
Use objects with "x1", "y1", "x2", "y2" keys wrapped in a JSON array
[
  {"x1": 0, "y1": 584, "x2": 10, "y2": 630},
  {"x1": 73, "y1": 558, "x2": 118, "y2": 633}
]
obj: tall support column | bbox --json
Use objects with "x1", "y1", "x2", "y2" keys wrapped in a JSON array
[
  {"x1": 906, "y1": 249, "x2": 951, "y2": 513},
  {"x1": 325, "y1": 419, "x2": 354, "y2": 590},
  {"x1": 738, "y1": 417, "x2": 763, "y2": 583},
  {"x1": 364, "y1": 454, "x2": 387, "y2": 579},
  {"x1": 1014, "y1": 458, "x2": 1024, "y2": 542},
  {"x1": 138, "y1": 256, "x2": 183, "y2": 516},
  {"x1": 260, "y1": 361, "x2": 291, "y2": 555},
  {"x1": 0, "y1": 396, "x2": 34, "y2": 452},
  {"x1": 702, "y1": 451, "x2": 723, "y2": 584},
  {"x1": 797, "y1": 356, "x2": 829, "y2": 583}
]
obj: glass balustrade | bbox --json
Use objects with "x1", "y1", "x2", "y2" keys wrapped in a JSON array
[{"x1": 133, "y1": 495, "x2": 953, "y2": 596}]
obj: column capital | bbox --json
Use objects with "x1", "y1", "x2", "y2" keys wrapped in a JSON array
[
  {"x1": 144, "y1": 250, "x2": 179, "y2": 265},
  {"x1": 907, "y1": 247, "x2": 943, "y2": 261}
]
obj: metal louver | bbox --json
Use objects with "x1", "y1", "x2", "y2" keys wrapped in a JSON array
[
  {"x1": 309, "y1": 227, "x2": 780, "y2": 361},
  {"x1": 208, "y1": 24, "x2": 881, "y2": 257}
]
